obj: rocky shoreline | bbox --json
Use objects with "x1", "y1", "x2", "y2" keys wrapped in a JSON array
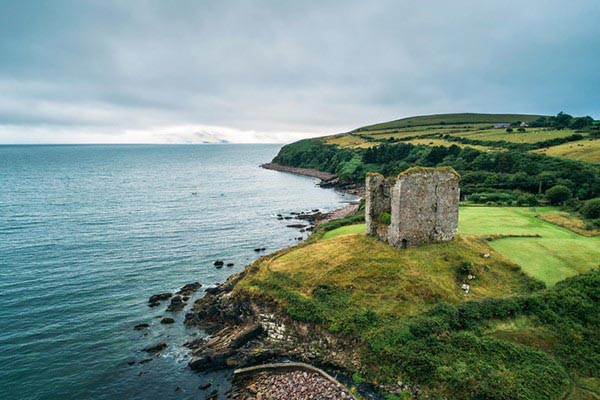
[{"x1": 260, "y1": 163, "x2": 338, "y2": 182}]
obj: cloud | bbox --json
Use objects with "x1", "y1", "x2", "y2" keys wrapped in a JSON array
[{"x1": 0, "y1": 0, "x2": 599, "y2": 143}]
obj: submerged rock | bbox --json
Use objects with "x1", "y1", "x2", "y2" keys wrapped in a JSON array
[
  {"x1": 143, "y1": 343, "x2": 167, "y2": 353},
  {"x1": 227, "y1": 263, "x2": 234, "y2": 267},
  {"x1": 167, "y1": 295, "x2": 186, "y2": 312},
  {"x1": 161, "y1": 317, "x2": 175, "y2": 324},
  {"x1": 148, "y1": 292, "x2": 172, "y2": 304},
  {"x1": 134, "y1": 323, "x2": 149, "y2": 330},
  {"x1": 177, "y1": 282, "x2": 202, "y2": 296},
  {"x1": 213, "y1": 260, "x2": 224, "y2": 267}
]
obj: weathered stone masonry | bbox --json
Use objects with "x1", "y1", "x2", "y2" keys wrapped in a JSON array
[{"x1": 366, "y1": 167, "x2": 460, "y2": 248}]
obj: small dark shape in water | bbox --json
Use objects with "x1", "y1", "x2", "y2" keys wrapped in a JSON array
[
  {"x1": 260, "y1": 247, "x2": 266, "y2": 251},
  {"x1": 138, "y1": 358, "x2": 152, "y2": 364},
  {"x1": 284, "y1": 216, "x2": 292, "y2": 220},
  {"x1": 226, "y1": 263, "x2": 234, "y2": 267},
  {"x1": 175, "y1": 386, "x2": 182, "y2": 392},
  {"x1": 143, "y1": 343, "x2": 167, "y2": 353},
  {"x1": 213, "y1": 260, "x2": 224, "y2": 266},
  {"x1": 182, "y1": 296, "x2": 189, "y2": 301},
  {"x1": 134, "y1": 323, "x2": 149, "y2": 330},
  {"x1": 199, "y1": 383, "x2": 212, "y2": 390},
  {"x1": 127, "y1": 360, "x2": 136, "y2": 365},
  {"x1": 148, "y1": 292, "x2": 172, "y2": 304},
  {"x1": 161, "y1": 317, "x2": 175, "y2": 324},
  {"x1": 312, "y1": 209, "x2": 319, "y2": 212},
  {"x1": 167, "y1": 295, "x2": 186, "y2": 312},
  {"x1": 253, "y1": 248, "x2": 261, "y2": 252},
  {"x1": 204, "y1": 389, "x2": 218, "y2": 400},
  {"x1": 297, "y1": 237, "x2": 303, "y2": 241},
  {"x1": 148, "y1": 302, "x2": 160, "y2": 308},
  {"x1": 177, "y1": 282, "x2": 202, "y2": 296}
]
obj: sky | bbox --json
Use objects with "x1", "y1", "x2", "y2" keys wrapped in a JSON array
[{"x1": 1, "y1": 0, "x2": 599, "y2": 144}]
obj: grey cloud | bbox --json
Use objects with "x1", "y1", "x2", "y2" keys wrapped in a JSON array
[{"x1": 0, "y1": 0, "x2": 598, "y2": 143}]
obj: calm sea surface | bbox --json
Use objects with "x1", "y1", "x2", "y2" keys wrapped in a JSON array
[{"x1": 0, "y1": 144, "x2": 355, "y2": 399}]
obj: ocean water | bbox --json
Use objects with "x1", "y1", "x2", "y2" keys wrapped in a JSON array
[{"x1": 0, "y1": 144, "x2": 355, "y2": 400}]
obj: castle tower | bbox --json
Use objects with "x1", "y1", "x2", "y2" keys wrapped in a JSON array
[{"x1": 365, "y1": 167, "x2": 460, "y2": 248}]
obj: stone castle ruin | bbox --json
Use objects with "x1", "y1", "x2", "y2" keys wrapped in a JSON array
[{"x1": 365, "y1": 167, "x2": 460, "y2": 248}]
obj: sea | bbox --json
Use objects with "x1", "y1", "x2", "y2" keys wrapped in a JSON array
[{"x1": 0, "y1": 144, "x2": 356, "y2": 400}]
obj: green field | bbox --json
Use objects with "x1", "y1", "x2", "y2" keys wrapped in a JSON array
[
  {"x1": 322, "y1": 207, "x2": 599, "y2": 286},
  {"x1": 452, "y1": 128, "x2": 581, "y2": 143},
  {"x1": 354, "y1": 113, "x2": 546, "y2": 132},
  {"x1": 322, "y1": 223, "x2": 365, "y2": 239}
]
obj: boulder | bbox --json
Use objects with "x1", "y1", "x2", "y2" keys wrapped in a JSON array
[
  {"x1": 178, "y1": 282, "x2": 202, "y2": 296},
  {"x1": 167, "y1": 295, "x2": 186, "y2": 312},
  {"x1": 213, "y1": 260, "x2": 224, "y2": 267},
  {"x1": 143, "y1": 342, "x2": 167, "y2": 353},
  {"x1": 231, "y1": 323, "x2": 263, "y2": 349},
  {"x1": 134, "y1": 323, "x2": 149, "y2": 330}
]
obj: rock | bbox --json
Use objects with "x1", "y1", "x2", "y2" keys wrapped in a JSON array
[
  {"x1": 148, "y1": 302, "x2": 160, "y2": 308},
  {"x1": 261, "y1": 247, "x2": 266, "y2": 251},
  {"x1": 286, "y1": 224, "x2": 308, "y2": 229},
  {"x1": 138, "y1": 358, "x2": 152, "y2": 364},
  {"x1": 127, "y1": 360, "x2": 135, "y2": 365},
  {"x1": 253, "y1": 248, "x2": 261, "y2": 252},
  {"x1": 177, "y1": 282, "x2": 202, "y2": 296},
  {"x1": 182, "y1": 296, "x2": 189, "y2": 301},
  {"x1": 175, "y1": 386, "x2": 182, "y2": 392},
  {"x1": 148, "y1": 292, "x2": 172, "y2": 304},
  {"x1": 143, "y1": 343, "x2": 167, "y2": 353},
  {"x1": 134, "y1": 323, "x2": 149, "y2": 330},
  {"x1": 199, "y1": 383, "x2": 212, "y2": 390},
  {"x1": 204, "y1": 389, "x2": 218, "y2": 400},
  {"x1": 188, "y1": 351, "x2": 231, "y2": 371},
  {"x1": 231, "y1": 324, "x2": 263, "y2": 349},
  {"x1": 226, "y1": 263, "x2": 234, "y2": 267},
  {"x1": 213, "y1": 260, "x2": 224, "y2": 266},
  {"x1": 161, "y1": 317, "x2": 175, "y2": 324},
  {"x1": 167, "y1": 295, "x2": 186, "y2": 312}
]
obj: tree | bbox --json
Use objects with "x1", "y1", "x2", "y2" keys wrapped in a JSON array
[
  {"x1": 569, "y1": 116, "x2": 594, "y2": 129},
  {"x1": 581, "y1": 198, "x2": 600, "y2": 219},
  {"x1": 506, "y1": 128, "x2": 513, "y2": 133},
  {"x1": 552, "y1": 112, "x2": 573, "y2": 129},
  {"x1": 545, "y1": 185, "x2": 573, "y2": 205}
]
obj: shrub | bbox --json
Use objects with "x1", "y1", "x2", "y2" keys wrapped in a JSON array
[
  {"x1": 545, "y1": 185, "x2": 572, "y2": 205},
  {"x1": 506, "y1": 127, "x2": 513, "y2": 133},
  {"x1": 581, "y1": 198, "x2": 600, "y2": 219},
  {"x1": 379, "y1": 211, "x2": 391, "y2": 225}
]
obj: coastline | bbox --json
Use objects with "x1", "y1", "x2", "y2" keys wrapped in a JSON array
[
  {"x1": 260, "y1": 162, "x2": 338, "y2": 182},
  {"x1": 177, "y1": 165, "x2": 369, "y2": 399}
]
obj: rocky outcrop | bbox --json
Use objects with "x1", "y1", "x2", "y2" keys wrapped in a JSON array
[
  {"x1": 261, "y1": 163, "x2": 337, "y2": 182},
  {"x1": 366, "y1": 167, "x2": 460, "y2": 248}
]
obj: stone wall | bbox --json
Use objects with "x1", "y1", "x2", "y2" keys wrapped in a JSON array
[
  {"x1": 365, "y1": 173, "x2": 394, "y2": 240},
  {"x1": 366, "y1": 167, "x2": 460, "y2": 248}
]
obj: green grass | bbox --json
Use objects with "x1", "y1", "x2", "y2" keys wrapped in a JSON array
[
  {"x1": 459, "y1": 207, "x2": 600, "y2": 285},
  {"x1": 452, "y1": 128, "x2": 582, "y2": 143},
  {"x1": 533, "y1": 139, "x2": 600, "y2": 163},
  {"x1": 354, "y1": 113, "x2": 546, "y2": 132},
  {"x1": 322, "y1": 223, "x2": 366, "y2": 239},
  {"x1": 322, "y1": 207, "x2": 600, "y2": 286}
]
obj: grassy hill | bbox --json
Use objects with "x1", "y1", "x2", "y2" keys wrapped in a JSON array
[
  {"x1": 234, "y1": 214, "x2": 599, "y2": 399},
  {"x1": 354, "y1": 112, "x2": 547, "y2": 132}
]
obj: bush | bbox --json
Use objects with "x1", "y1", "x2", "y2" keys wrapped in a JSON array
[
  {"x1": 581, "y1": 198, "x2": 600, "y2": 219},
  {"x1": 506, "y1": 128, "x2": 513, "y2": 133},
  {"x1": 545, "y1": 185, "x2": 573, "y2": 205},
  {"x1": 379, "y1": 212, "x2": 391, "y2": 225}
]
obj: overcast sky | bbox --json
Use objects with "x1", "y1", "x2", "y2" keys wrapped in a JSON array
[{"x1": 1, "y1": 0, "x2": 599, "y2": 144}]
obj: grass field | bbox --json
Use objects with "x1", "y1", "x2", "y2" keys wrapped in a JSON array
[
  {"x1": 355, "y1": 113, "x2": 545, "y2": 132},
  {"x1": 406, "y1": 137, "x2": 496, "y2": 151},
  {"x1": 452, "y1": 128, "x2": 580, "y2": 143},
  {"x1": 321, "y1": 223, "x2": 365, "y2": 239},
  {"x1": 533, "y1": 139, "x2": 600, "y2": 163},
  {"x1": 459, "y1": 207, "x2": 599, "y2": 285},
  {"x1": 322, "y1": 207, "x2": 599, "y2": 286}
]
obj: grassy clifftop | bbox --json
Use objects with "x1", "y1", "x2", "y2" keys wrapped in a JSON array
[
  {"x1": 353, "y1": 113, "x2": 547, "y2": 132},
  {"x1": 231, "y1": 214, "x2": 599, "y2": 399}
]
